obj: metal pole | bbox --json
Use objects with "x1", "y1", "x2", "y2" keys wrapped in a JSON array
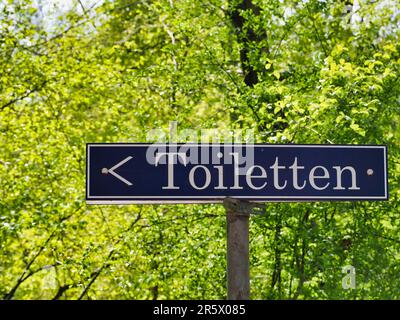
[{"x1": 224, "y1": 198, "x2": 250, "y2": 300}]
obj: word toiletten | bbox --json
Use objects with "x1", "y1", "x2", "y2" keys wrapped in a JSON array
[{"x1": 86, "y1": 144, "x2": 388, "y2": 204}]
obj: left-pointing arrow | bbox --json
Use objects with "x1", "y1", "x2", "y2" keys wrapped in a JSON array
[{"x1": 102, "y1": 156, "x2": 133, "y2": 186}]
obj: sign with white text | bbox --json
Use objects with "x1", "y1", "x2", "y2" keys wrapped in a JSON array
[{"x1": 86, "y1": 144, "x2": 388, "y2": 204}]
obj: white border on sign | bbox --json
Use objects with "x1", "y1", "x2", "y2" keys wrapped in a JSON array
[{"x1": 86, "y1": 144, "x2": 388, "y2": 203}]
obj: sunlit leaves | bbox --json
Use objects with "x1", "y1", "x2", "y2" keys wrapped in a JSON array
[{"x1": 0, "y1": 0, "x2": 399, "y2": 300}]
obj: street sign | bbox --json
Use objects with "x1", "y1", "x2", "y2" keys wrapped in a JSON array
[{"x1": 86, "y1": 144, "x2": 388, "y2": 204}]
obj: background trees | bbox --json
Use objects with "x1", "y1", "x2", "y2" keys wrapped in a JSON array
[{"x1": 1, "y1": 0, "x2": 399, "y2": 299}]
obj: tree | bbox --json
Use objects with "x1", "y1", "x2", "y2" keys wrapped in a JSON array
[{"x1": 0, "y1": 0, "x2": 399, "y2": 299}]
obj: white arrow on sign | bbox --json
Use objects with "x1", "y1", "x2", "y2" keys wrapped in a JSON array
[{"x1": 102, "y1": 156, "x2": 133, "y2": 186}]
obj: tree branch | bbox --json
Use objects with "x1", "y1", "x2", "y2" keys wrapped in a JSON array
[
  {"x1": 228, "y1": 0, "x2": 268, "y2": 87},
  {"x1": 77, "y1": 249, "x2": 115, "y2": 300},
  {"x1": 3, "y1": 231, "x2": 56, "y2": 300},
  {"x1": 76, "y1": 210, "x2": 142, "y2": 300},
  {"x1": 1, "y1": 81, "x2": 47, "y2": 111}
]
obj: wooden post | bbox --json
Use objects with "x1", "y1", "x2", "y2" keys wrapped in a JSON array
[{"x1": 223, "y1": 198, "x2": 251, "y2": 300}]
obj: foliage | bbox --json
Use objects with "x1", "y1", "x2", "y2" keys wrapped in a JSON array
[{"x1": 0, "y1": 0, "x2": 399, "y2": 299}]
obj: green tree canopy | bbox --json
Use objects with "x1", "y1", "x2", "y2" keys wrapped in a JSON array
[{"x1": 0, "y1": 0, "x2": 399, "y2": 299}]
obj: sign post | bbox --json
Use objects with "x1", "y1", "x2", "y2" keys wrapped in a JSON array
[
  {"x1": 224, "y1": 198, "x2": 250, "y2": 300},
  {"x1": 86, "y1": 143, "x2": 388, "y2": 300}
]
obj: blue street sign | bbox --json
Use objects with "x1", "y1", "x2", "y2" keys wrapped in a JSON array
[{"x1": 86, "y1": 144, "x2": 388, "y2": 204}]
